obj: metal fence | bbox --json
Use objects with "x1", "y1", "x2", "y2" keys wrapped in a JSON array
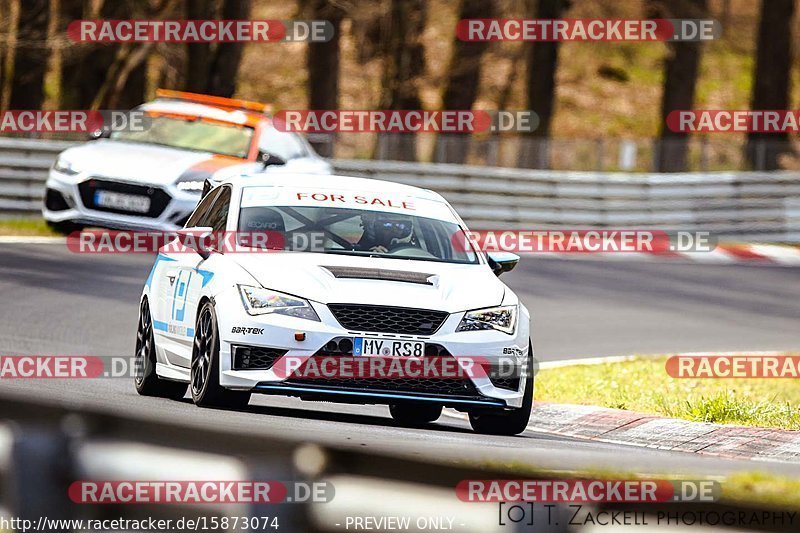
[
  {"x1": 2, "y1": 137, "x2": 799, "y2": 242},
  {"x1": 2, "y1": 390, "x2": 797, "y2": 532},
  {"x1": 313, "y1": 133, "x2": 800, "y2": 173}
]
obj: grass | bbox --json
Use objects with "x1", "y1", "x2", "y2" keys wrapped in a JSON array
[
  {"x1": 536, "y1": 356, "x2": 800, "y2": 429},
  {"x1": 0, "y1": 218, "x2": 59, "y2": 236}
]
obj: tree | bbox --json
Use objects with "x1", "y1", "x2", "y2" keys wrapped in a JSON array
[
  {"x1": 518, "y1": 0, "x2": 571, "y2": 169},
  {"x1": 8, "y1": 0, "x2": 49, "y2": 110},
  {"x1": 185, "y1": 0, "x2": 252, "y2": 98},
  {"x1": 305, "y1": 0, "x2": 347, "y2": 157},
  {"x1": 59, "y1": 0, "x2": 152, "y2": 110},
  {"x1": 746, "y1": 0, "x2": 795, "y2": 170},
  {"x1": 651, "y1": 0, "x2": 708, "y2": 172},
  {"x1": 376, "y1": 0, "x2": 427, "y2": 161},
  {"x1": 434, "y1": 0, "x2": 495, "y2": 164}
]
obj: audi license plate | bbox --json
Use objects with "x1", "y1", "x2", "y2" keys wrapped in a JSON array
[
  {"x1": 354, "y1": 337, "x2": 425, "y2": 357},
  {"x1": 94, "y1": 190, "x2": 151, "y2": 213}
]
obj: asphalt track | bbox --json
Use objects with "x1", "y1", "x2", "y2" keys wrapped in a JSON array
[{"x1": 1, "y1": 242, "x2": 800, "y2": 477}]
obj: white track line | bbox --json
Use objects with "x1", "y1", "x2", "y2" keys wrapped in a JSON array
[
  {"x1": 537, "y1": 350, "x2": 791, "y2": 369},
  {"x1": 0, "y1": 236, "x2": 64, "y2": 244}
]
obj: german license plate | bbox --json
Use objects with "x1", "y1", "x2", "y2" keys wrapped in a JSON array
[
  {"x1": 94, "y1": 190, "x2": 151, "y2": 213},
  {"x1": 353, "y1": 337, "x2": 425, "y2": 357}
]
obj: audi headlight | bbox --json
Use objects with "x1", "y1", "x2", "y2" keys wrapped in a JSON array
[
  {"x1": 238, "y1": 285, "x2": 320, "y2": 321},
  {"x1": 53, "y1": 157, "x2": 80, "y2": 176},
  {"x1": 456, "y1": 305, "x2": 517, "y2": 334}
]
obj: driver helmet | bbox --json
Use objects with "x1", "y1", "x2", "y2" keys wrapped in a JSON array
[{"x1": 363, "y1": 213, "x2": 414, "y2": 247}]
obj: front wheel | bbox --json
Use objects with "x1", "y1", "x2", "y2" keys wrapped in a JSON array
[
  {"x1": 389, "y1": 403, "x2": 443, "y2": 427},
  {"x1": 190, "y1": 301, "x2": 251, "y2": 409},
  {"x1": 469, "y1": 341, "x2": 534, "y2": 436}
]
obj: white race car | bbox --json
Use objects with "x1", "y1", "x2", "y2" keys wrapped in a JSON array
[
  {"x1": 43, "y1": 90, "x2": 330, "y2": 233},
  {"x1": 134, "y1": 173, "x2": 533, "y2": 435}
]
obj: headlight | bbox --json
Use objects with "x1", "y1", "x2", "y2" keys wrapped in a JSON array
[
  {"x1": 456, "y1": 305, "x2": 517, "y2": 334},
  {"x1": 53, "y1": 157, "x2": 80, "y2": 176},
  {"x1": 176, "y1": 180, "x2": 205, "y2": 192},
  {"x1": 238, "y1": 285, "x2": 320, "y2": 321}
]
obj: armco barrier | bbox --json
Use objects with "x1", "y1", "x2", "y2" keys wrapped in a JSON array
[
  {"x1": 2, "y1": 137, "x2": 799, "y2": 241},
  {"x1": 1, "y1": 390, "x2": 797, "y2": 532}
]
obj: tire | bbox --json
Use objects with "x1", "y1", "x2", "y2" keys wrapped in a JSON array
[
  {"x1": 45, "y1": 220, "x2": 83, "y2": 235},
  {"x1": 134, "y1": 298, "x2": 188, "y2": 400},
  {"x1": 469, "y1": 340, "x2": 534, "y2": 436},
  {"x1": 190, "y1": 300, "x2": 251, "y2": 409},
  {"x1": 389, "y1": 403, "x2": 443, "y2": 427}
]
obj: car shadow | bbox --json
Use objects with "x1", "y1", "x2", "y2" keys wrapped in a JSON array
[{"x1": 173, "y1": 396, "x2": 477, "y2": 435}]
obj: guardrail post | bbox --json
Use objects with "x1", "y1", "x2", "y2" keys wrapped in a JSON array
[
  {"x1": 6, "y1": 426, "x2": 75, "y2": 532},
  {"x1": 245, "y1": 458, "x2": 313, "y2": 532}
]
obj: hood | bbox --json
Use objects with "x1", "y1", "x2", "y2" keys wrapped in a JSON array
[
  {"x1": 60, "y1": 140, "x2": 244, "y2": 186},
  {"x1": 229, "y1": 252, "x2": 506, "y2": 312}
]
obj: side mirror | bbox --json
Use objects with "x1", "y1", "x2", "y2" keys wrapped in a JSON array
[
  {"x1": 487, "y1": 252, "x2": 519, "y2": 276},
  {"x1": 201, "y1": 179, "x2": 215, "y2": 199},
  {"x1": 176, "y1": 227, "x2": 214, "y2": 260},
  {"x1": 259, "y1": 151, "x2": 286, "y2": 168}
]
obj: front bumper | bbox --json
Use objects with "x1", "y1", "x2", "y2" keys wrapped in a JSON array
[
  {"x1": 212, "y1": 293, "x2": 532, "y2": 410},
  {"x1": 43, "y1": 169, "x2": 199, "y2": 231}
]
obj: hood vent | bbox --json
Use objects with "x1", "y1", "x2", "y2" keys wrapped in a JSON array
[{"x1": 322, "y1": 266, "x2": 434, "y2": 285}]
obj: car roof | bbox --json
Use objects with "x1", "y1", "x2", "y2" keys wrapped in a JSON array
[
  {"x1": 221, "y1": 173, "x2": 449, "y2": 204},
  {"x1": 138, "y1": 99, "x2": 267, "y2": 128}
]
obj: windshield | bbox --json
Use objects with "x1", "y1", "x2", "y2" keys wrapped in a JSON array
[
  {"x1": 258, "y1": 126, "x2": 310, "y2": 160},
  {"x1": 111, "y1": 115, "x2": 254, "y2": 158},
  {"x1": 237, "y1": 205, "x2": 479, "y2": 264}
]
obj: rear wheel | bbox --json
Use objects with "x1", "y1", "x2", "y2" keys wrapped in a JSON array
[
  {"x1": 389, "y1": 403, "x2": 443, "y2": 427},
  {"x1": 134, "y1": 298, "x2": 188, "y2": 400},
  {"x1": 190, "y1": 301, "x2": 251, "y2": 409},
  {"x1": 469, "y1": 341, "x2": 534, "y2": 436}
]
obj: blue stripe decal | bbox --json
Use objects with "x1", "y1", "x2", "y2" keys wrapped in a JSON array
[
  {"x1": 153, "y1": 320, "x2": 168, "y2": 332},
  {"x1": 145, "y1": 254, "x2": 176, "y2": 289},
  {"x1": 187, "y1": 328, "x2": 195, "y2": 338},
  {"x1": 195, "y1": 269, "x2": 214, "y2": 288}
]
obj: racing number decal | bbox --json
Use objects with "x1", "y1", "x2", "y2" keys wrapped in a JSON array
[{"x1": 171, "y1": 271, "x2": 193, "y2": 322}]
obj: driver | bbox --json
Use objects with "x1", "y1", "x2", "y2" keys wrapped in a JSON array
[{"x1": 357, "y1": 212, "x2": 417, "y2": 253}]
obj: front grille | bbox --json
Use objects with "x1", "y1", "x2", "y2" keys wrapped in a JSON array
[
  {"x1": 78, "y1": 178, "x2": 171, "y2": 218},
  {"x1": 328, "y1": 304, "x2": 448, "y2": 335},
  {"x1": 232, "y1": 345, "x2": 287, "y2": 370},
  {"x1": 285, "y1": 354, "x2": 479, "y2": 398}
]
